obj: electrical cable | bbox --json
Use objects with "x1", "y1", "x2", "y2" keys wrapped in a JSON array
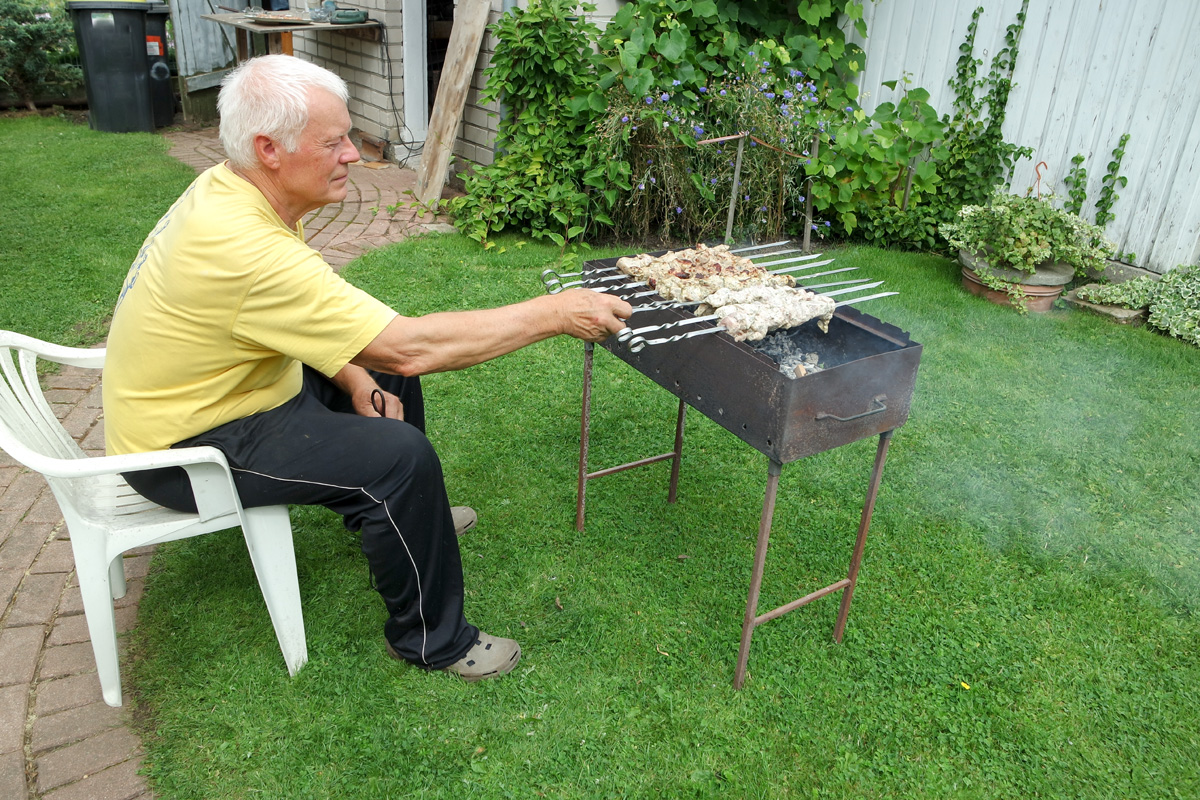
[{"x1": 374, "y1": 20, "x2": 424, "y2": 166}]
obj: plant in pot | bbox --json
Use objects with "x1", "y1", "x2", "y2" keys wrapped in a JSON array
[{"x1": 939, "y1": 190, "x2": 1114, "y2": 312}]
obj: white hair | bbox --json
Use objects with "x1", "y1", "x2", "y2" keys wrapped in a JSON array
[{"x1": 217, "y1": 55, "x2": 350, "y2": 170}]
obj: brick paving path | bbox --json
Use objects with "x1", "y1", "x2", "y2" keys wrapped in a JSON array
[{"x1": 0, "y1": 127, "x2": 459, "y2": 799}]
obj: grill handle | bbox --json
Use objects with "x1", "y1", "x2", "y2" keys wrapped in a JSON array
[{"x1": 816, "y1": 394, "x2": 887, "y2": 422}]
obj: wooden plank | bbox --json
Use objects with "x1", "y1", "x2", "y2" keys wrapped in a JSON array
[{"x1": 414, "y1": 0, "x2": 493, "y2": 206}]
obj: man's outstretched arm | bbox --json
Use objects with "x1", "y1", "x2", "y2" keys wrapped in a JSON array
[{"x1": 351, "y1": 288, "x2": 631, "y2": 377}]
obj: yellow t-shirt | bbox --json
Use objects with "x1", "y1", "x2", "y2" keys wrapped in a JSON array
[{"x1": 103, "y1": 163, "x2": 396, "y2": 455}]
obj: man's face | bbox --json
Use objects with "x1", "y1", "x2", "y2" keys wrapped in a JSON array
[{"x1": 276, "y1": 89, "x2": 359, "y2": 217}]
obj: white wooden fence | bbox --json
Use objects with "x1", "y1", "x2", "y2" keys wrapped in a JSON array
[{"x1": 846, "y1": 0, "x2": 1200, "y2": 274}]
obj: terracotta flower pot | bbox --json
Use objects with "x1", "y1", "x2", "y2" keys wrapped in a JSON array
[{"x1": 958, "y1": 250, "x2": 1073, "y2": 313}]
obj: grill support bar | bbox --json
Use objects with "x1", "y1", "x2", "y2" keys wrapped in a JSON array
[
  {"x1": 575, "y1": 342, "x2": 897, "y2": 690},
  {"x1": 576, "y1": 342, "x2": 686, "y2": 531},
  {"x1": 733, "y1": 430, "x2": 893, "y2": 688}
]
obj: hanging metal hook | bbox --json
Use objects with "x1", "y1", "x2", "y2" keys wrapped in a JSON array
[{"x1": 1033, "y1": 161, "x2": 1048, "y2": 199}]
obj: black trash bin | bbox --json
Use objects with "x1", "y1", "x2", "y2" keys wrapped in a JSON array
[
  {"x1": 145, "y1": 4, "x2": 175, "y2": 127},
  {"x1": 68, "y1": 1, "x2": 155, "y2": 133}
]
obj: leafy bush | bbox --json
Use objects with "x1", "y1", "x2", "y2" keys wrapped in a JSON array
[
  {"x1": 0, "y1": 0, "x2": 82, "y2": 110},
  {"x1": 1147, "y1": 267, "x2": 1200, "y2": 346},
  {"x1": 939, "y1": 191, "x2": 1113, "y2": 277},
  {"x1": 588, "y1": 52, "x2": 825, "y2": 243},
  {"x1": 447, "y1": 0, "x2": 608, "y2": 251},
  {"x1": 1075, "y1": 277, "x2": 1158, "y2": 309},
  {"x1": 596, "y1": 0, "x2": 866, "y2": 108},
  {"x1": 1076, "y1": 268, "x2": 1200, "y2": 347}
]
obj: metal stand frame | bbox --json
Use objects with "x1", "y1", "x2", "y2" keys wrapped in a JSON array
[{"x1": 576, "y1": 342, "x2": 895, "y2": 689}]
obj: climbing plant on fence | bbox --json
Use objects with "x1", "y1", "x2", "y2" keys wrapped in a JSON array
[{"x1": 448, "y1": 0, "x2": 613, "y2": 253}]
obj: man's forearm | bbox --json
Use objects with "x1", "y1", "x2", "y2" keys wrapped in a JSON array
[{"x1": 351, "y1": 290, "x2": 629, "y2": 377}]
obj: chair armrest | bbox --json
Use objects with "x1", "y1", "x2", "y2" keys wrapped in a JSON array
[
  {"x1": 0, "y1": 331, "x2": 105, "y2": 369},
  {"x1": 28, "y1": 445, "x2": 244, "y2": 524}
]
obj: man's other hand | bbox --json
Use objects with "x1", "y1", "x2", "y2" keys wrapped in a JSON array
[{"x1": 354, "y1": 384, "x2": 404, "y2": 420}]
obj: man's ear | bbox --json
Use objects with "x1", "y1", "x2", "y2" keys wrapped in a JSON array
[{"x1": 253, "y1": 133, "x2": 282, "y2": 170}]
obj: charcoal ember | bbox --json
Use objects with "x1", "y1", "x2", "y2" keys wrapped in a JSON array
[{"x1": 753, "y1": 330, "x2": 823, "y2": 379}]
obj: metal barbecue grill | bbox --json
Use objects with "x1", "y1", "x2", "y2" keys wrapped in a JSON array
[{"x1": 545, "y1": 242, "x2": 923, "y2": 689}]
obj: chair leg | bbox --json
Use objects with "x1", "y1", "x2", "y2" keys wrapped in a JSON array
[
  {"x1": 108, "y1": 552, "x2": 127, "y2": 600},
  {"x1": 241, "y1": 505, "x2": 308, "y2": 676},
  {"x1": 69, "y1": 534, "x2": 125, "y2": 706}
]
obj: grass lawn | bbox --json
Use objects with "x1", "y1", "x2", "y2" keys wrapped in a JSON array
[{"x1": 4, "y1": 117, "x2": 1199, "y2": 798}]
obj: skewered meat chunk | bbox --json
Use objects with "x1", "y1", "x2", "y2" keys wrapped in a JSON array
[
  {"x1": 703, "y1": 285, "x2": 837, "y2": 341},
  {"x1": 616, "y1": 244, "x2": 794, "y2": 303}
]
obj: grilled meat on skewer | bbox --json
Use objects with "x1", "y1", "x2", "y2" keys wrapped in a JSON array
[{"x1": 616, "y1": 244, "x2": 795, "y2": 303}]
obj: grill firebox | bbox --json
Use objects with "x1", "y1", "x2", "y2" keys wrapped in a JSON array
[{"x1": 572, "y1": 251, "x2": 923, "y2": 688}]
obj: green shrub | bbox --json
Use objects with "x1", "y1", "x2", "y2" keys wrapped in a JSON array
[
  {"x1": 0, "y1": 0, "x2": 82, "y2": 110},
  {"x1": 1076, "y1": 277, "x2": 1158, "y2": 309},
  {"x1": 588, "y1": 51, "x2": 824, "y2": 244},
  {"x1": 1147, "y1": 267, "x2": 1200, "y2": 346},
  {"x1": 447, "y1": 0, "x2": 608, "y2": 253},
  {"x1": 1077, "y1": 267, "x2": 1200, "y2": 348}
]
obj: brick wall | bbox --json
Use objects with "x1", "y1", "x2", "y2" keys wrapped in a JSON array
[
  {"x1": 286, "y1": 0, "x2": 623, "y2": 168},
  {"x1": 289, "y1": 2, "x2": 409, "y2": 158}
]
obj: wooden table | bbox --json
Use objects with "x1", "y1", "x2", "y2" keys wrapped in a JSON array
[{"x1": 200, "y1": 13, "x2": 381, "y2": 63}]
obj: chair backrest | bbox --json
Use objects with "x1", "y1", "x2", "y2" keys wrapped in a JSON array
[{"x1": 0, "y1": 333, "x2": 91, "y2": 467}]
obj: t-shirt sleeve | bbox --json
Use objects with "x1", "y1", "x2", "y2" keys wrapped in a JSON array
[{"x1": 232, "y1": 236, "x2": 397, "y2": 377}]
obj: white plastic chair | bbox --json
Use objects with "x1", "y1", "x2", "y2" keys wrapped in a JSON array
[{"x1": 0, "y1": 330, "x2": 307, "y2": 707}]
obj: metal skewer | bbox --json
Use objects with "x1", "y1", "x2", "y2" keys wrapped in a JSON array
[
  {"x1": 617, "y1": 314, "x2": 721, "y2": 342},
  {"x1": 754, "y1": 253, "x2": 826, "y2": 268},
  {"x1": 625, "y1": 291, "x2": 900, "y2": 351},
  {"x1": 730, "y1": 240, "x2": 792, "y2": 253}
]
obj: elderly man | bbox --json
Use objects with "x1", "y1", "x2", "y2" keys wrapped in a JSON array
[{"x1": 102, "y1": 55, "x2": 630, "y2": 682}]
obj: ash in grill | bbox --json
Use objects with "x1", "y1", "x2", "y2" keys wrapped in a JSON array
[
  {"x1": 753, "y1": 329, "x2": 825, "y2": 378},
  {"x1": 552, "y1": 242, "x2": 923, "y2": 691}
]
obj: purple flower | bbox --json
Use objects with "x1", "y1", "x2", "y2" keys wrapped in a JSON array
[
  {"x1": 621, "y1": 115, "x2": 629, "y2": 123},
  {"x1": 672, "y1": 80, "x2": 681, "y2": 86},
  {"x1": 824, "y1": 221, "x2": 831, "y2": 227},
  {"x1": 650, "y1": 177, "x2": 656, "y2": 183},
  {"x1": 711, "y1": 178, "x2": 718, "y2": 184},
  {"x1": 693, "y1": 125, "x2": 704, "y2": 136},
  {"x1": 744, "y1": 195, "x2": 750, "y2": 201},
  {"x1": 760, "y1": 68, "x2": 768, "y2": 74},
  {"x1": 645, "y1": 97, "x2": 654, "y2": 104},
  {"x1": 765, "y1": 92, "x2": 775, "y2": 99},
  {"x1": 647, "y1": 158, "x2": 653, "y2": 164},
  {"x1": 675, "y1": 206, "x2": 683, "y2": 214},
  {"x1": 783, "y1": 90, "x2": 793, "y2": 99},
  {"x1": 798, "y1": 195, "x2": 806, "y2": 203},
  {"x1": 699, "y1": 86, "x2": 708, "y2": 93},
  {"x1": 661, "y1": 92, "x2": 670, "y2": 101},
  {"x1": 760, "y1": 205, "x2": 768, "y2": 211},
  {"x1": 719, "y1": 89, "x2": 727, "y2": 96},
  {"x1": 637, "y1": 183, "x2": 645, "y2": 190},
  {"x1": 845, "y1": 106, "x2": 853, "y2": 112}
]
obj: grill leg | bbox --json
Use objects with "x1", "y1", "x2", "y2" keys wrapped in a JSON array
[
  {"x1": 734, "y1": 459, "x2": 783, "y2": 689},
  {"x1": 575, "y1": 342, "x2": 594, "y2": 532},
  {"x1": 833, "y1": 429, "x2": 894, "y2": 642},
  {"x1": 667, "y1": 397, "x2": 686, "y2": 503}
]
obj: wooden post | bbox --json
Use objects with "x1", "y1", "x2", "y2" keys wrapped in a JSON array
[{"x1": 414, "y1": 0, "x2": 492, "y2": 206}]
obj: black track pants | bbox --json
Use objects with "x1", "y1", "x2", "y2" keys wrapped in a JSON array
[{"x1": 124, "y1": 367, "x2": 478, "y2": 669}]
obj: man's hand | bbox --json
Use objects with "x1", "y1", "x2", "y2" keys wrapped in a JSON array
[
  {"x1": 333, "y1": 364, "x2": 404, "y2": 420},
  {"x1": 554, "y1": 288, "x2": 632, "y2": 342},
  {"x1": 353, "y1": 385, "x2": 404, "y2": 420}
]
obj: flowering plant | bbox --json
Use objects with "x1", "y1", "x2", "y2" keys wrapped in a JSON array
[
  {"x1": 587, "y1": 48, "x2": 829, "y2": 242},
  {"x1": 939, "y1": 191, "x2": 1114, "y2": 277}
]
